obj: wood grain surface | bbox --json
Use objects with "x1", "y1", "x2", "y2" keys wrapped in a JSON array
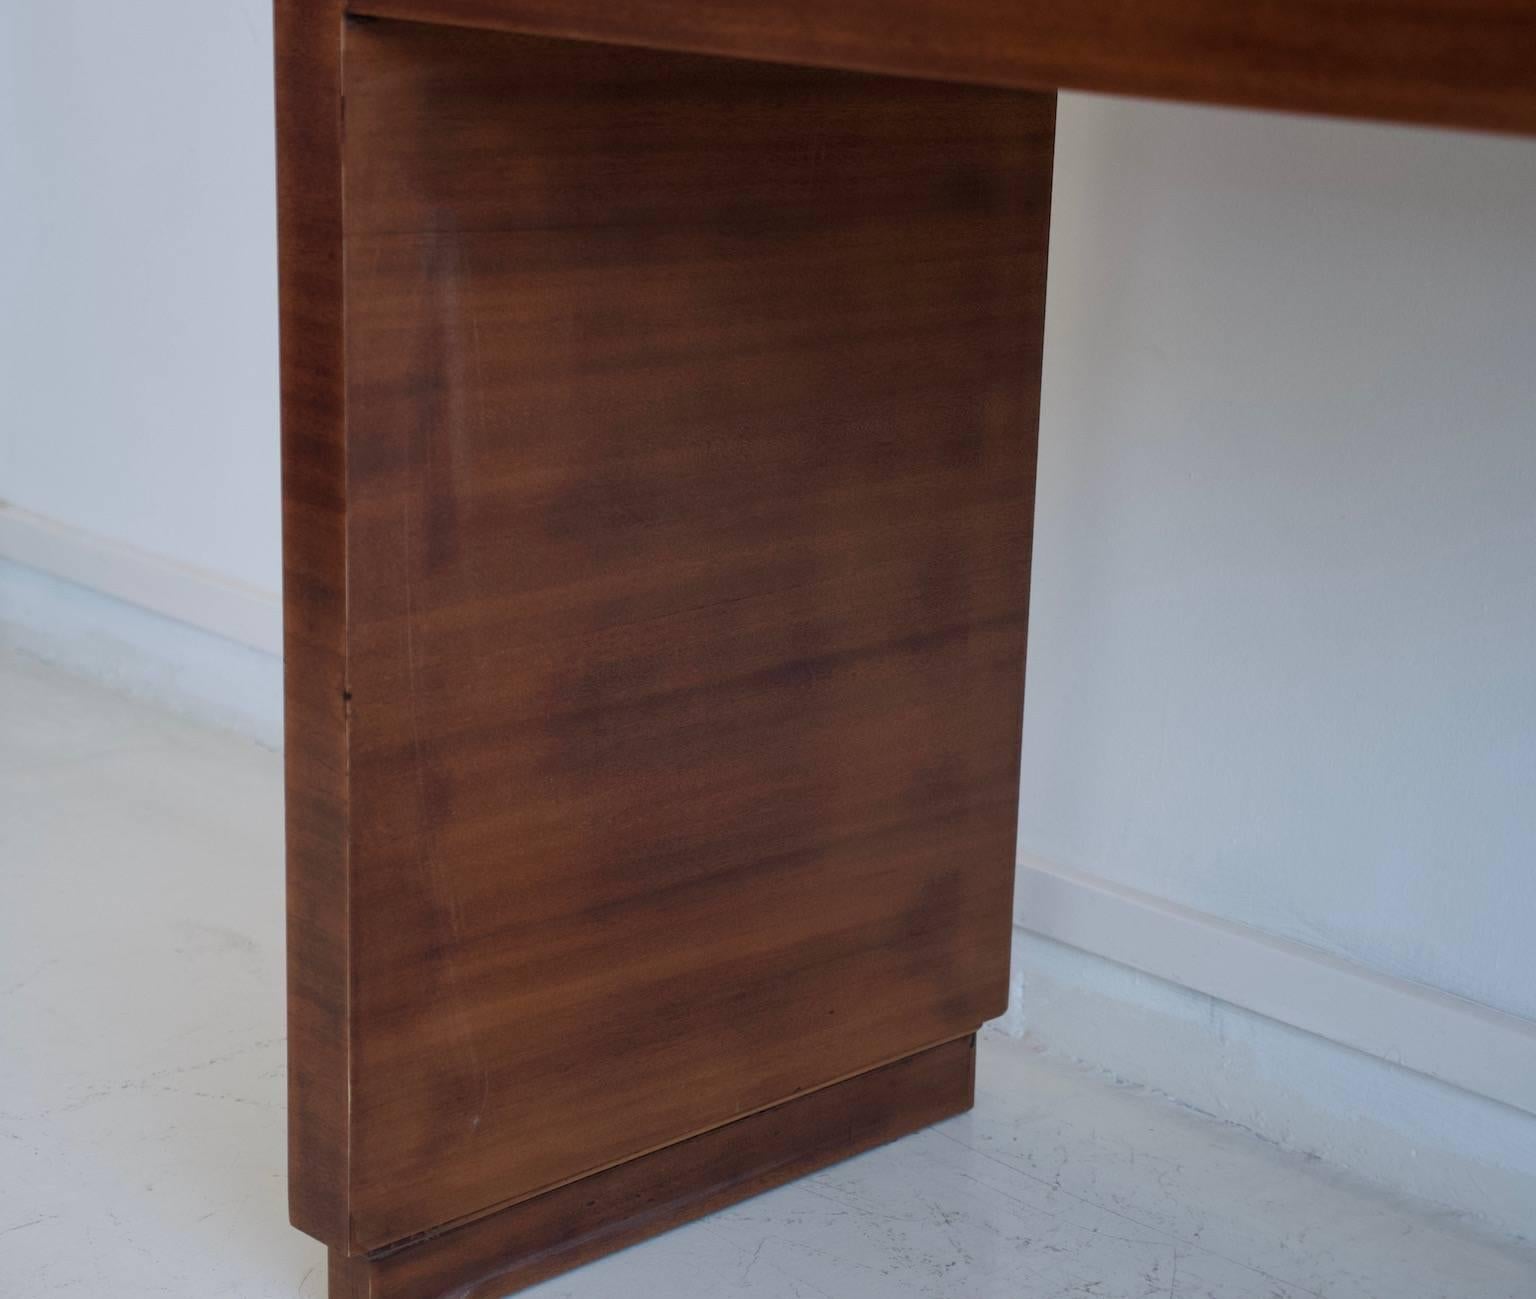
[
  {"x1": 276, "y1": 0, "x2": 352, "y2": 1247},
  {"x1": 327, "y1": 1037, "x2": 975, "y2": 1299},
  {"x1": 348, "y1": 0, "x2": 1536, "y2": 137},
  {"x1": 324, "y1": 18, "x2": 1048, "y2": 1253}
]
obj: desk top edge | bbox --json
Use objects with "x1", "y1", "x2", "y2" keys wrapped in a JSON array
[{"x1": 345, "y1": 0, "x2": 1536, "y2": 138}]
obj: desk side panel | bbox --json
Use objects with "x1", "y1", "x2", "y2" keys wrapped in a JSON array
[{"x1": 340, "y1": 21, "x2": 1049, "y2": 1251}]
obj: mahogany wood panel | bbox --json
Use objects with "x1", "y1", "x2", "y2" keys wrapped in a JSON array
[
  {"x1": 347, "y1": 0, "x2": 1536, "y2": 137},
  {"x1": 328, "y1": 1036, "x2": 975, "y2": 1299},
  {"x1": 276, "y1": 0, "x2": 352, "y2": 1247},
  {"x1": 283, "y1": 15, "x2": 1051, "y2": 1258}
]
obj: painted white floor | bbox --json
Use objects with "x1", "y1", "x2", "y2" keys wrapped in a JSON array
[{"x1": 2, "y1": 644, "x2": 1532, "y2": 1299}]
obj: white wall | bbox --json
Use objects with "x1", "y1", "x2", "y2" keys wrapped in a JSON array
[
  {"x1": 0, "y1": 0, "x2": 279, "y2": 593},
  {"x1": 1026, "y1": 96, "x2": 1536, "y2": 1022},
  {"x1": 1009, "y1": 97, "x2": 1536, "y2": 1238},
  {"x1": 2, "y1": 2, "x2": 1533, "y2": 1232}
]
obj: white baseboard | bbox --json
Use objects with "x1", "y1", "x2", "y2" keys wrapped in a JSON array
[
  {"x1": 1000, "y1": 928, "x2": 1536, "y2": 1243},
  {"x1": 0, "y1": 558, "x2": 283, "y2": 747},
  {"x1": 0, "y1": 504, "x2": 281, "y2": 656},
  {"x1": 1014, "y1": 856, "x2": 1536, "y2": 1118}
]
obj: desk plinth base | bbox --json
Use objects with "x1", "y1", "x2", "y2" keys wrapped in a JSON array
[{"x1": 328, "y1": 1037, "x2": 976, "y2": 1299}]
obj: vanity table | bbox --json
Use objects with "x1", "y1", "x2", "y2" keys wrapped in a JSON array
[{"x1": 275, "y1": 4, "x2": 1536, "y2": 1296}]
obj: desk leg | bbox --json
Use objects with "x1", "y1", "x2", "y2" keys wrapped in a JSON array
[{"x1": 279, "y1": 13, "x2": 1053, "y2": 1296}]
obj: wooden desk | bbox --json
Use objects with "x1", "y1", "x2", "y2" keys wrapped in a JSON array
[{"x1": 276, "y1": 5, "x2": 1536, "y2": 1296}]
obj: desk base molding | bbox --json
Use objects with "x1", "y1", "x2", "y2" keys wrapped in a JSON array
[{"x1": 328, "y1": 1036, "x2": 976, "y2": 1299}]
